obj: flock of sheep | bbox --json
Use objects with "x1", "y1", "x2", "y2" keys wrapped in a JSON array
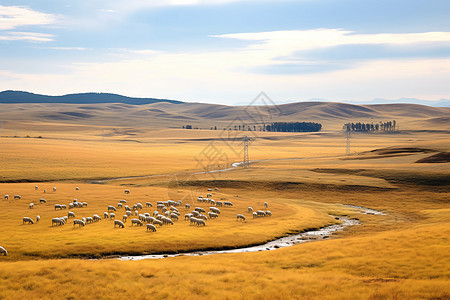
[{"x1": 0, "y1": 186, "x2": 272, "y2": 256}]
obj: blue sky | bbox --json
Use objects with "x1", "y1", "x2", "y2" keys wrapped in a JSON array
[{"x1": 1, "y1": 0, "x2": 450, "y2": 105}]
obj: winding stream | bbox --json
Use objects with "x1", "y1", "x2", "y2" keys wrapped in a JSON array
[{"x1": 118, "y1": 205, "x2": 383, "y2": 261}]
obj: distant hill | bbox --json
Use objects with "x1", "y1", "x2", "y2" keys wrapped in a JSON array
[{"x1": 0, "y1": 90, "x2": 183, "y2": 105}]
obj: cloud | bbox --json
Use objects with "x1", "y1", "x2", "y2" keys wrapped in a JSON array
[
  {"x1": 0, "y1": 31, "x2": 54, "y2": 42},
  {"x1": 0, "y1": 5, "x2": 56, "y2": 30}
]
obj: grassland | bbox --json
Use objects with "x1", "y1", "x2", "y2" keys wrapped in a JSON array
[{"x1": 0, "y1": 108, "x2": 449, "y2": 299}]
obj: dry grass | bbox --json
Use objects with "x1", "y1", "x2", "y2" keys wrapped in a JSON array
[{"x1": 0, "y1": 127, "x2": 449, "y2": 299}]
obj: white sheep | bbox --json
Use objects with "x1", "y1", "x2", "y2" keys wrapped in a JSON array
[
  {"x1": 224, "y1": 201, "x2": 233, "y2": 207},
  {"x1": 35, "y1": 185, "x2": 38, "y2": 190},
  {"x1": 248, "y1": 207, "x2": 253, "y2": 213},
  {"x1": 75, "y1": 187, "x2": 79, "y2": 190},
  {"x1": 23, "y1": 217, "x2": 34, "y2": 224},
  {"x1": 36, "y1": 215, "x2": 40, "y2": 223},
  {"x1": 124, "y1": 189, "x2": 130, "y2": 194},
  {"x1": 134, "y1": 210, "x2": 138, "y2": 216},
  {"x1": 146, "y1": 202, "x2": 152, "y2": 207},
  {"x1": 104, "y1": 212, "x2": 110, "y2": 219},
  {"x1": 82, "y1": 217, "x2": 87, "y2": 223},
  {"x1": 86, "y1": 217, "x2": 93, "y2": 223},
  {"x1": 153, "y1": 219, "x2": 163, "y2": 226},
  {"x1": 4, "y1": 195, "x2": 8, "y2": 200},
  {"x1": 109, "y1": 213, "x2": 115, "y2": 219},
  {"x1": 120, "y1": 199, "x2": 127, "y2": 204},
  {"x1": 185, "y1": 204, "x2": 191, "y2": 209},
  {"x1": 54, "y1": 204, "x2": 62, "y2": 210},
  {"x1": 130, "y1": 219, "x2": 143, "y2": 226},
  {"x1": 82, "y1": 202, "x2": 87, "y2": 207},
  {"x1": 52, "y1": 218, "x2": 64, "y2": 226},
  {"x1": 184, "y1": 213, "x2": 192, "y2": 220},
  {"x1": 117, "y1": 203, "x2": 123, "y2": 208},
  {"x1": 210, "y1": 207, "x2": 220, "y2": 214},
  {"x1": 253, "y1": 212, "x2": 258, "y2": 218},
  {"x1": 196, "y1": 219, "x2": 206, "y2": 226},
  {"x1": 191, "y1": 211, "x2": 199, "y2": 217},
  {"x1": 146, "y1": 223, "x2": 157, "y2": 232},
  {"x1": 136, "y1": 203, "x2": 143, "y2": 209},
  {"x1": 195, "y1": 207, "x2": 205, "y2": 213},
  {"x1": 162, "y1": 217, "x2": 174, "y2": 225},
  {"x1": 29, "y1": 203, "x2": 34, "y2": 209},
  {"x1": 107, "y1": 205, "x2": 116, "y2": 212},
  {"x1": 122, "y1": 215, "x2": 128, "y2": 222},
  {"x1": 68, "y1": 211, "x2": 75, "y2": 218},
  {"x1": 14, "y1": 195, "x2": 21, "y2": 200},
  {"x1": 40, "y1": 198, "x2": 47, "y2": 204},
  {"x1": 170, "y1": 213, "x2": 179, "y2": 220},
  {"x1": 114, "y1": 220, "x2": 125, "y2": 228},
  {"x1": 93, "y1": 215, "x2": 101, "y2": 222},
  {"x1": 264, "y1": 202, "x2": 268, "y2": 208},
  {"x1": 198, "y1": 214, "x2": 208, "y2": 221},
  {"x1": 265, "y1": 210, "x2": 272, "y2": 216},
  {"x1": 53, "y1": 187, "x2": 56, "y2": 192},
  {"x1": 236, "y1": 214, "x2": 246, "y2": 221},
  {"x1": 256, "y1": 210, "x2": 266, "y2": 217},
  {"x1": 208, "y1": 212, "x2": 218, "y2": 219},
  {"x1": 61, "y1": 204, "x2": 67, "y2": 210},
  {"x1": 73, "y1": 219, "x2": 85, "y2": 227},
  {"x1": 126, "y1": 211, "x2": 133, "y2": 216},
  {"x1": 216, "y1": 201, "x2": 223, "y2": 207},
  {"x1": 0, "y1": 246, "x2": 7, "y2": 256}
]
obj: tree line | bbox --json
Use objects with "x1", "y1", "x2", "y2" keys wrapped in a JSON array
[
  {"x1": 343, "y1": 120, "x2": 396, "y2": 132},
  {"x1": 183, "y1": 121, "x2": 323, "y2": 132}
]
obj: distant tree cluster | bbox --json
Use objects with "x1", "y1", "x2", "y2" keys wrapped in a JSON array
[
  {"x1": 266, "y1": 122, "x2": 322, "y2": 132},
  {"x1": 343, "y1": 120, "x2": 396, "y2": 132}
]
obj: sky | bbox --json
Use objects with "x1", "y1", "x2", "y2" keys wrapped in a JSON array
[{"x1": 1, "y1": 0, "x2": 450, "y2": 105}]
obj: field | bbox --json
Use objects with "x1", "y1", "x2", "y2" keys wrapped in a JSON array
[{"x1": 0, "y1": 102, "x2": 449, "y2": 299}]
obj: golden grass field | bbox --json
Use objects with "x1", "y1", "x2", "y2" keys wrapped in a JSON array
[{"x1": 0, "y1": 104, "x2": 449, "y2": 299}]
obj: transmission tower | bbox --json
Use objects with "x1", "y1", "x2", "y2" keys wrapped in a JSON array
[
  {"x1": 243, "y1": 135, "x2": 250, "y2": 168},
  {"x1": 346, "y1": 130, "x2": 351, "y2": 156}
]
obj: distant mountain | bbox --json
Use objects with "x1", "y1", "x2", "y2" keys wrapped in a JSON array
[
  {"x1": 0, "y1": 90, "x2": 183, "y2": 105},
  {"x1": 356, "y1": 97, "x2": 450, "y2": 107}
]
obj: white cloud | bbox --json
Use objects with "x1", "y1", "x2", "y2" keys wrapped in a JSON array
[
  {"x1": 0, "y1": 5, "x2": 56, "y2": 30},
  {"x1": 213, "y1": 29, "x2": 450, "y2": 57},
  {"x1": 0, "y1": 31, "x2": 54, "y2": 42}
]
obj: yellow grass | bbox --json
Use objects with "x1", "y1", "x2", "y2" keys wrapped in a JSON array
[{"x1": 0, "y1": 126, "x2": 449, "y2": 299}]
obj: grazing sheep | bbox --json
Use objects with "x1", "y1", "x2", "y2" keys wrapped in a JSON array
[
  {"x1": 189, "y1": 216, "x2": 198, "y2": 225},
  {"x1": 185, "y1": 213, "x2": 192, "y2": 220},
  {"x1": 35, "y1": 185, "x2": 38, "y2": 190},
  {"x1": 146, "y1": 202, "x2": 152, "y2": 207},
  {"x1": 208, "y1": 212, "x2": 218, "y2": 219},
  {"x1": 136, "y1": 203, "x2": 143, "y2": 209},
  {"x1": 107, "y1": 205, "x2": 116, "y2": 212},
  {"x1": 210, "y1": 207, "x2": 220, "y2": 214},
  {"x1": 130, "y1": 219, "x2": 143, "y2": 226},
  {"x1": 224, "y1": 201, "x2": 233, "y2": 207},
  {"x1": 54, "y1": 204, "x2": 62, "y2": 210},
  {"x1": 207, "y1": 193, "x2": 212, "y2": 198},
  {"x1": 170, "y1": 206, "x2": 178, "y2": 212},
  {"x1": 124, "y1": 189, "x2": 130, "y2": 194},
  {"x1": 114, "y1": 220, "x2": 125, "y2": 228},
  {"x1": 210, "y1": 199, "x2": 216, "y2": 206},
  {"x1": 195, "y1": 207, "x2": 205, "y2": 213},
  {"x1": 93, "y1": 215, "x2": 101, "y2": 222},
  {"x1": 40, "y1": 198, "x2": 47, "y2": 204},
  {"x1": 124, "y1": 205, "x2": 131, "y2": 211},
  {"x1": 53, "y1": 187, "x2": 56, "y2": 192},
  {"x1": 0, "y1": 246, "x2": 7, "y2": 256},
  {"x1": 156, "y1": 204, "x2": 165, "y2": 211},
  {"x1": 29, "y1": 203, "x2": 34, "y2": 209},
  {"x1": 198, "y1": 214, "x2": 208, "y2": 221},
  {"x1": 68, "y1": 211, "x2": 75, "y2": 218},
  {"x1": 122, "y1": 215, "x2": 127, "y2": 222},
  {"x1": 120, "y1": 199, "x2": 127, "y2": 204},
  {"x1": 139, "y1": 214, "x2": 146, "y2": 221},
  {"x1": 207, "y1": 188, "x2": 212, "y2": 192},
  {"x1": 153, "y1": 219, "x2": 163, "y2": 226},
  {"x1": 104, "y1": 212, "x2": 109, "y2": 219},
  {"x1": 75, "y1": 187, "x2": 79, "y2": 190},
  {"x1": 86, "y1": 217, "x2": 93, "y2": 224},
  {"x1": 146, "y1": 216, "x2": 156, "y2": 224},
  {"x1": 216, "y1": 201, "x2": 223, "y2": 207},
  {"x1": 4, "y1": 195, "x2": 9, "y2": 200},
  {"x1": 164, "y1": 211, "x2": 170, "y2": 217},
  {"x1": 215, "y1": 188, "x2": 219, "y2": 191},
  {"x1": 196, "y1": 219, "x2": 206, "y2": 226},
  {"x1": 265, "y1": 210, "x2": 272, "y2": 216},
  {"x1": 191, "y1": 211, "x2": 199, "y2": 217},
  {"x1": 162, "y1": 217, "x2": 174, "y2": 225},
  {"x1": 14, "y1": 195, "x2": 21, "y2": 200},
  {"x1": 126, "y1": 211, "x2": 133, "y2": 216},
  {"x1": 73, "y1": 219, "x2": 85, "y2": 227},
  {"x1": 117, "y1": 203, "x2": 123, "y2": 208},
  {"x1": 68, "y1": 203, "x2": 74, "y2": 209},
  {"x1": 236, "y1": 214, "x2": 246, "y2": 221},
  {"x1": 61, "y1": 205, "x2": 67, "y2": 210},
  {"x1": 248, "y1": 207, "x2": 253, "y2": 213},
  {"x1": 134, "y1": 210, "x2": 138, "y2": 216},
  {"x1": 110, "y1": 213, "x2": 115, "y2": 219},
  {"x1": 23, "y1": 217, "x2": 34, "y2": 224},
  {"x1": 36, "y1": 215, "x2": 40, "y2": 223},
  {"x1": 82, "y1": 202, "x2": 87, "y2": 207},
  {"x1": 52, "y1": 218, "x2": 64, "y2": 226},
  {"x1": 256, "y1": 210, "x2": 266, "y2": 217},
  {"x1": 153, "y1": 210, "x2": 159, "y2": 217},
  {"x1": 43, "y1": 189, "x2": 46, "y2": 193},
  {"x1": 253, "y1": 212, "x2": 258, "y2": 218},
  {"x1": 185, "y1": 204, "x2": 190, "y2": 209},
  {"x1": 264, "y1": 202, "x2": 268, "y2": 208},
  {"x1": 146, "y1": 224, "x2": 157, "y2": 232},
  {"x1": 62, "y1": 216, "x2": 68, "y2": 223},
  {"x1": 170, "y1": 213, "x2": 179, "y2": 220}
]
